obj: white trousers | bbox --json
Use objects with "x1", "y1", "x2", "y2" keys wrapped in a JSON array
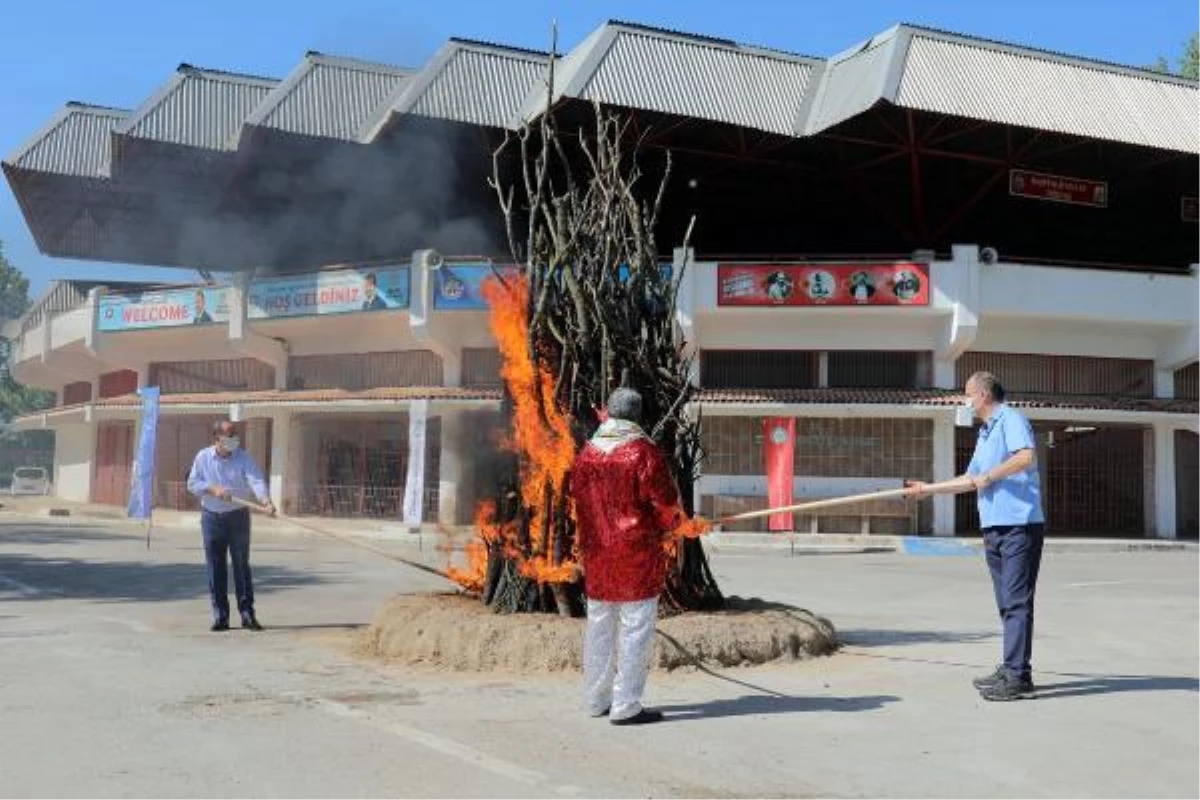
[{"x1": 583, "y1": 597, "x2": 658, "y2": 721}]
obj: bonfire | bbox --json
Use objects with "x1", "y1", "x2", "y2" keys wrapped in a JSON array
[{"x1": 445, "y1": 33, "x2": 723, "y2": 616}]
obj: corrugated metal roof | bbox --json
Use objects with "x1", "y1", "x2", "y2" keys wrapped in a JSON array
[
  {"x1": 246, "y1": 53, "x2": 411, "y2": 141},
  {"x1": 117, "y1": 65, "x2": 278, "y2": 150},
  {"x1": 6, "y1": 103, "x2": 127, "y2": 177},
  {"x1": 516, "y1": 23, "x2": 820, "y2": 136},
  {"x1": 802, "y1": 34, "x2": 900, "y2": 134},
  {"x1": 578, "y1": 27, "x2": 819, "y2": 136},
  {"x1": 896, "y1": 33, "x2": 1200, "y2": 154},
  {"x1": 394, "y1": 41, "x2": 547, "y2": 131}
]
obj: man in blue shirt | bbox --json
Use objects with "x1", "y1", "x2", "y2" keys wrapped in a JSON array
[
  {"x1": 905, "y1": 371, "x2": 1045, "y2": 701},
  {"x1": 187, "y1": 420, "x2": 275, "y2": 632}
]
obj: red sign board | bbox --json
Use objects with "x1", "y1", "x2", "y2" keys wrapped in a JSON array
[
  {"x1": 717, "y1": 263, "x2": 930, "y2": 307},
  {"x1": 1182, "y1": 196, "x2": 1198, "y2": 223},
  {"x1": 1009, "y1": 169, "x2": 1108, "y2": 208}
]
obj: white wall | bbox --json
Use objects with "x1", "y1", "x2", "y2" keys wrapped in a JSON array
[
  {"x1": 980, "y1": 263, "x2": 1196, "y2": 326},
  {"x1": 53, "y1": 423, "x2": 95, "y2": 503}
]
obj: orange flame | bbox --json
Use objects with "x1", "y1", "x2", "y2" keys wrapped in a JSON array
[{"x1": 444, "y1": 274, "x2": 580, "y2": 592}]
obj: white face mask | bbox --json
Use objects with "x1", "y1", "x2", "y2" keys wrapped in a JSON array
[
  {"x1": 218, "y1": 436, "x2": 240, "y2": 452},
  {"x1": 955, "y1": 402, "x2": 975, "y2": 428}
]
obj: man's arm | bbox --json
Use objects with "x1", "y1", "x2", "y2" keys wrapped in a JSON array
[
  {"x1": 904, "y1": 475, "x2": 978, "y2": 498},
  {"x1": 186, "y1": 451, "x2": 209, "y2": 497},
  {"x1": 187, "y1": 450, "x2": 231, "y2": 500},
  {"x1": 975, "y1": 413, "x2": 1038, "y2": 489},
  {"x1": 240, "y1": 453, "x2": 273, "y2": 511},
  {"x1": 639, "y1": 444, "x2": 683, "y2": 533}
]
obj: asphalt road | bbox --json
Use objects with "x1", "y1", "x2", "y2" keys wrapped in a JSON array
[{"x1": 0, "y1": 516, "x2": 1196, "y2": 798}]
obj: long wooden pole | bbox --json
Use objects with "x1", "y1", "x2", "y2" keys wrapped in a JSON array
[
  {"x1": 717, "y1": 478, "x2": 966, "y2": 525},
  {"x1": 230, "y1": 497, "x2": 451, "y2": 580}
]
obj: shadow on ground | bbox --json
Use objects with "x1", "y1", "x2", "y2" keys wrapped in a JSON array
[
  {"x1": 657, "y1": 692, "x2": 900, "y2": 721},
  {"x1": 0, "y1": 552, "x2": 329, "y2": 603},
  {"x1": 839, "y1": 628, "x2": 997, "y2": 646},
  {"x1": 0, "y1": 522, "x2": 143, "y2": 545},
  {"x1": 1034, "y1": 674, "x2": 1199, "y2": 699}
]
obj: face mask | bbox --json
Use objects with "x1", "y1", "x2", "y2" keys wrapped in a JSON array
[
  {"x1": 955, "y1": 402, "x2": 975, "y2": 428},
  {"x1": 218, "y1": 436, "x2": 240, "y2": 452}
]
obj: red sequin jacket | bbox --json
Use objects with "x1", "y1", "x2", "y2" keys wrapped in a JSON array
[{"x1": 570, "y1": 421, "x2": 682, "y2": 602}]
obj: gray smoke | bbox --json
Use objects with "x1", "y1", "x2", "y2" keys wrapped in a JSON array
[{"x1": 164, "y1": 120, "x2": 503, "y2": 272}]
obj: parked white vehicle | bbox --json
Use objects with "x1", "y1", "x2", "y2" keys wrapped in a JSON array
[{"x1": 9, "y1": 467, "x2": 50, "y2": 495}]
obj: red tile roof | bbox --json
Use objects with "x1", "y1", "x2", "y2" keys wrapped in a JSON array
[
  {"x1": 693, "y1": 387, "x2": 1198, "y2": 414},
  {"x1": 92, "y1": 386, "x2": 503, "y2": 406}
]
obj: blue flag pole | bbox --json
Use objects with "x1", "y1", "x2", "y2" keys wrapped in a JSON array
[{"x1": 127, "y1": 386, "x2": 160, "y2": 548}]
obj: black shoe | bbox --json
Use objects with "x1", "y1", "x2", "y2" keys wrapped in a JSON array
[
  {"x1": 210, "y1": 620, "x2": 229, "y2": 632},
  {"x1": 611, "y1": 709, "x2": 663, "y2": 726},
  {"x1": 241, "y1": 616, "x2": 264, "y2": 631},
  {"x1": 979, "y1": 672, "x2": 1036, "y2": 702},
  {"x1": 972, "y1": 665, "x2": 1007, "y2": 690}
]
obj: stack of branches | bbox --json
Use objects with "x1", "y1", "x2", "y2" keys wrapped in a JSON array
[{"x1": 481, "y1": 30, "x2": 723, "y2": 615}]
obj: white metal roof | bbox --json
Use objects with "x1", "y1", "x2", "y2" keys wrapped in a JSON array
[
  {"x1": 114, "y1": 65, "x2": 279, "y2": 151},
  {"x1": 245, "y1": 52, "x2": 412, "y2": 142}
]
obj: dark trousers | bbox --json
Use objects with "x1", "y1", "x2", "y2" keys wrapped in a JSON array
[
  {"x1": 983, "y1": 524, "x2": 1044, "y2": 680},
  {"x1": 202, "y1": 508, "x2": 254, "y2": 622}
]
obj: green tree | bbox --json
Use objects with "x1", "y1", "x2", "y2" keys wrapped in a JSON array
[
  {"x1": 1150, "y1": 32, "x2": 1199, "y2": 78},
  {"x1": 0, "y1": 242, "x2": 54, "y2": 422}
]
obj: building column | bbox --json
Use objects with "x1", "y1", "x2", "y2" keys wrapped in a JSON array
[
  {"x1": 1153, "y1": 422, "x2": 1177, "y2": 539},
  {"x1": 268, "y1": 412, "x2": 291, "y2": 512},
  {"x1": 54, "y1": 421, "x2": 96, "y2": 503},
  {"x1": 437, "y1": 410, "x2": 467, "y2": 526},
  {"x1": 932, "y1": 414, "x2": 956, "y2": 536}
]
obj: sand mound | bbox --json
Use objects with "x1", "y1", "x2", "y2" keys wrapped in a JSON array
[{"x1": 356, "y1": 593, "x2": 838, "y2": 672}]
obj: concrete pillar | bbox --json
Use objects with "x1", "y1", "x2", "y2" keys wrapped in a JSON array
[
  {"x1": 818, "y1": 352, "x2": 829, "y2": 388},
  {"x1": 933, "y1": 357, "x2": 957, "y2": 390},
  {"x1": 54, "y1": 422, "x2": 96, "y2": 503},
  {"x1": 1154, "y1": 369, "x2": 1175, "y2": 399},
  {"x1": 437, "y1": 410, "x2": 467, "y2": 526},
  {"x1": 1153, "y1": 423, "x2": 1177, "y2": 539},
  {"x1": 268, "y1": 413, "x2": 291, "y2": 512},
  {"x1": 932, "y1": 415, "x2": 956, "y2": 536}
]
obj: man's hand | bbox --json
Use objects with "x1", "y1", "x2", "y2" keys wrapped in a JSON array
[
  {"x1": 262, "y1": 500, "x2": 277, "y2": 517},
  {"x1": 903, "y1": 480, "x2": 928, "y2": 498},
  {"x1": 211, "y1": 486, "x2": 232, "y2": 501},
  {"x1": 971, "y1": 473, "x2": 993, "y2": 492}
]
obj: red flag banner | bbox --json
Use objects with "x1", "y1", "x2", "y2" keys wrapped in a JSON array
[{"x1": 763, "y1": 417, "x2": 795, "y2": 532}]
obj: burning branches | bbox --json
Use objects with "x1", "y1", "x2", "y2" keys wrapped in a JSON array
[{"x1": 449, "y1": 27, "x2": 723, "y2": 615}]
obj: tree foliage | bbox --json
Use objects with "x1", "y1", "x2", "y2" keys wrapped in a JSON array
[{"x1": 1150, "y1": 32, "x2": 1198, "y2": 79}]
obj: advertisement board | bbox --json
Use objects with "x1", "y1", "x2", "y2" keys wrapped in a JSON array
[
  {"x1": 717, "y1": 263, "x2": 930, "y2": 307},
  {"x1": 1009, "y1": 169, "x2": 1108, "y2": 208},
  {"x1": 98, "y1": 287, "x2": 229, "y2": 331},
  {"x1": 248, "y1": 265, "x2": 409, "y2": 319}
]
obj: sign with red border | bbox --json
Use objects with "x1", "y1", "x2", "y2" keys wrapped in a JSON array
[
  {"x1": 1009, "y1": 169, "x2": 1108, "y2": 208},
  {"x1": 1182, "y1": 196, "x2": 1198, "y2": 223},
  {"x1": 717, "y1": 263, "x2": 930, "y2": 307}
]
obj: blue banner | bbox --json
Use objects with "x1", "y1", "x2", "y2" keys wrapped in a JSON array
[
  {"x1": 127, "y1": 386, "x2": 160, "y2": 520},
  {"x1": 99, "y1": 288, "x2": 230, "y2": 331},
  {"x1": 248, "y1": 265, "x2": 409, "y2": 319},
  {"x1": 432, "y1": 264, "x2": 503, "y2": 310}
]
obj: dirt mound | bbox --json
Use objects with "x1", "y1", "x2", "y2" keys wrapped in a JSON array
[{"x1": 356, "y1": 593, "x2": 838, "y2": 672}]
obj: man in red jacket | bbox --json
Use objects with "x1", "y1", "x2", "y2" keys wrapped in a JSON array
[{"x1": 571, "y1": 388, "x2": 682, "y2": 726}]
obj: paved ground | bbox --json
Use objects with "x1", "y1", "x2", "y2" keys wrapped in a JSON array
[{"x1": 0, "y1": 513, "x2": 1196, "y2": 798}]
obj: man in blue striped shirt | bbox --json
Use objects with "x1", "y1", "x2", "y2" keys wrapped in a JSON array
[{"x1": 187, "y1": 420, "x2": 275, "y2": 632}]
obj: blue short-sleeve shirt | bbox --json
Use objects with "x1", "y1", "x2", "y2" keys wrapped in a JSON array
[{"x1": 966, "y1": 404, "x2": 1045, "y2": 528}]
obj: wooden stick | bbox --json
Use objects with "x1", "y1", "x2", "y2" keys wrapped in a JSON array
[
  {"x1": 230, "y1": 497, "x2": 451, "y2": 580},
  {"x1": 717, "y1": 480, "x2": 961, "y2": 525}
]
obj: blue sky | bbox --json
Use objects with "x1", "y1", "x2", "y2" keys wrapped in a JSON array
[{"x1": 1, "y1": 0, "x2": 1195, "y2": 300}]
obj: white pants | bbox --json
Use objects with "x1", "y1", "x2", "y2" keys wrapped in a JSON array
[{"x1": 583, "y1": 597, "x2": 658, "y2": 721}]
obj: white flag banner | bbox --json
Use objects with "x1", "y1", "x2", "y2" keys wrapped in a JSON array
[{"x1": 402, "y1": 400, "x2": 429, "y2": 527}]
